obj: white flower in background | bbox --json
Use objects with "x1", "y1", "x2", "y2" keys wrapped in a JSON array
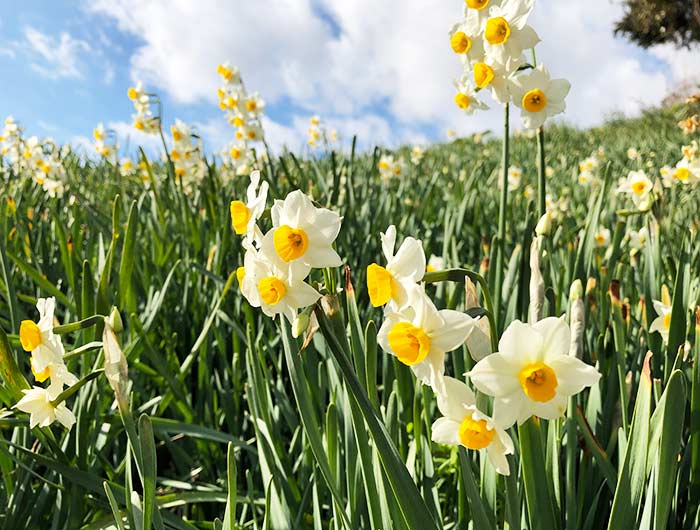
[
  {"x1": 627, "y1": 147, "x2": 639, "y2": 160},
  {"x1": 426, "y1": 254, "x2": 445, "y2": 273},
  {"x1": 431, "y1": 376, "x2": 514, "y2": 475},
  {"x1": 267, "y1": 190, "x2": 343, "y2": 278},
  {"x1": 14, "y1": 387, "x2": 76, "y2": 429},
  {"x1": 662, "y1": 158, "x2": 700, "y2": 187},
  {"x1": 454, "y1": 76, "x2": 489, "y2": 115},
  {"x1": 367, "y1": 225, "x2": 426, "y2": 308},
  {"x1": 649, "y1": 299, "x2": 672, "y2": 344},
  {"x1": 119, "y1": 158, "x2": 134, "y2": 177},
  {"x1": 501, "y1": 165, "x2": 522, "y2": 189},
  {"x1": 378, "y1": 286, "x2": 476, "y2": 390},
  {"x1": 523, "y1": 184, "x2": 535, "y2": 200},
  {"x1": 510, "y1": 65, "x2": 571, "y2": 130},
  {"x1": 616, "y1": 170, "x2": 653, "y2": 210},
  {"x1": 468, "y1": 318, "x2": 601, "y2": 427},
  {"x1": 594, "y1": 227, "x2": 610, "y2": 247},
  {"x1": 578, "y1": 170, "x2": 599, "y2": 186},
  {"x1": 682, "y1": 140, "x2": 698, "y2": 161},
  {"x1": 103, "y1": 314, "x2": 129, "y2": 403},
  {"x1": 378, "y1": 154, "x2": 406, "y2": 180},
  {"x1": 411, "y1": 146, "x2": 425, "y2": 165},
  {"x1": 19, "y1": 298, "x2": 77, "y2": 398},
  {"x1": 230, "y1": 170, "x2": 269, "y2": 242},
  {"x1": 240, "y1": 246, "x2": 321, "y2": 322},
  {"x1": 481, "y1": 0, "x2": 539, "y2": 64},
  {"x1": 222, "y1": 140, "x2": 255, "y2": 178},
  {"x1": 579, "y1": 156, "x2": 599, "y2": 174},
  {"x1": 628, "y1": 226, "x2": 649, "y2": 252}
]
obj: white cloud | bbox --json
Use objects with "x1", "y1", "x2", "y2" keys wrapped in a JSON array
[
  {"x1": 87, "y1": 0, "x2": 700, "y2": 146},
  {"x1": 24, "y1": 26, "x2": 90, "y2": 79}
]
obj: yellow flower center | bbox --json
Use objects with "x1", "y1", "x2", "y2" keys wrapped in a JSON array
[
  {"x1": 171, "y1": 150, "x2": 181, "y2": 161},
  {"x1": 172, "y1": 129, "x2": 183, "y2": 142},
  {"x1": 387, "y1": 322, "x2": 431, "y2": 366},
  {"x1": 246, "y1": 100, "x2": 257, "y2": 112},
  {"x1": 217, "y1": 64, "x2": 233, "y2": 81},
  {"x1": 473, "y1": 62, "x2": 495, "y2": 89},
  {"x1": 379, "y1": 161, "x2": 390, "y2": 171},
  {"x1": 674, "y1": 167, "x2": 690, "y2": 182},
  {"x1": 663, "y1": 312, "x2": 672, "y2": 329},
  {"x1": 273, "y1": 225, "x2": 309, "y2": 262},
  {"x1": 233, "y1": 116, "x2": 244, "y2": 128},
  {"x1": 134, "y1": 120, "x2": 145, "y2": 130},
  {"x1": 247, "y1": 130, "x2": 257, "y2": 140},
  {"x1": 455, "y1": 93, "x2": 471, "y2": 110},
  {"x1": 93, "y1": 129, "x2": 104, "y2": 140},
  {"x1": 485, "y1": 17, "x2": 511, "y2": 45},
  {"x1": 230, "y1": 148, "x2": 242, "y2": 160},
  {"x1": 366, "y1": 263, "x2": 397, "y2": 306},
  {"x1": 458, "y1": 415, "x2": 494, "y2": 450},
  {"x1": 31, "y1": 356, "x2": 50, "y2": 383},
  {"x1": 230, "y1": 201, "x2": 251, "y2": 235},
  {"x1": 518, "y1": 362, "x2": 558, "y2": 402},
  {"x1": 19, "y1": 320, "x2": 43, "y2": 351},
  {"x1": 466, "y1": 0, "x2": 489, "y2": 9},
  {"x1": 450, "y1": 31, "x2": 472, "y2": 54},
  {"x1": 631, "y1": 180, "x2": 647, "y2": 195},
  {"x1": 258, "y1": 276, "x2": 286, "y2": 305},
  {"x1": 522, "y1": 89, "x2": 547, "y2": 113},
  {"x1": 127, "y1": 87, "x2": 137, "y2": 100}
]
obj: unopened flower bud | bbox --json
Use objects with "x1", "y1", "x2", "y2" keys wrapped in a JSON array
[
  {"x1": 292, "y1": 312, "x2": 310, "y2": 339},
  {"x1": 108, "y1": 307, "x2": 123, "y2": 333},
  {"x1": 535, "y1": 211, "x2": 553, "y2": 236},
  {"x1": 569, "y1": 279, "x2": 583, "y2": 301}
]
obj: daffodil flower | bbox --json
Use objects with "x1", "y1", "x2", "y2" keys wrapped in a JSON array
[
  {"x1": 481, "y1": 0, "x2": 539, "y2": 64},
  {"x1": 19, "y1": 297, "x2": 77, "y2": 399},
  {"x1": 649, "y1": 299, "x2": 672, "y2": 344},
  {"x1": 378, "y1": 286, "x2": 476, "y2": 390},
  {"x1": 14, "y1": 386, "x2": 76, "y2": 429},
  {"x1": 453, "y1": 76, "x2": 489, "y2": 116},
  {"x1": 510, "y1": 65, "x2": 571, "y2": 130},
  {"x1": 432, "y1": 376, "x2": 514, "y2": 475},
  {"x1": 240, "y1": 246, "x2": 321, "y2": 322},
  {"x1": 268, "y1": 190, "x2": 343, "y2": 278},
  {"x1": 468, "y1": 317, "x2": 601, "y2": 428},
  {"x1": 616, "y1": 170, "x2": 653, "y2": 210},
  {"x1": 230, "y1": 170, "x2": 269, "y2": 243},
  {"x1": 366, "y1": 225, "x2": 426, "y2": 308}
]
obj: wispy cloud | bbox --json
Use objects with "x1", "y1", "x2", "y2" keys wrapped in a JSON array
[{"x1": 24, "y1": 26, "x2": 91, "y2": 80}]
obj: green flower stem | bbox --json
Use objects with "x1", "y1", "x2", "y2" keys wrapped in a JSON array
[
  {"x1": 493, "y1": 103, "x2": 510, "y2": 333},
  {"x1": 537, "y1": 126, "x2": 546, "y2": 217}
]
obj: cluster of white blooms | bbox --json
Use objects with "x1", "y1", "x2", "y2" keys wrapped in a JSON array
[
  {"x1": 307, "y1": 115, "x2": 338, "y2": 149},
  {"x1": 119, "y1": 157, "x2": 151, "y2": 187},
  {"x1": 233, "y1": 171, "x2": 343, "y2": 323},
  {"x1": 377, "y1": 153, "x2": 406, "y2": 181},
  {"x1": 170, "y1": 119, "x2": 205, "y2": 192},
  {"x1": 216, "y1": 63, "x2": 265, "y2": 179},
  {"x1": 499, "y1": 165, "x2": 522, "y2": 190},
  {"x1": 366, "y1": 224, "x2": 600, "y2": 475},
  {"x1": 578, "y1": 150, "x2": 604, "y2": 186},
  {"x1": 127, "y1": 82, "x2": 160, "y2": 134},
  {"x1": 410, "y1": 146, "x2": 425, "y2": 165},
  {"x1": 660, "y1": 140, "x2": 700, "y2": 187},
  {"x1": 449, "y1": 0, "x2": 570, "y2": 129},
  {"x1": 15, "y1": 298, "x2": 78, "y2": 429},
  {"x1": 93, "y1": 123, "x2": 117, "y2": 163},
  {"x1": 1, "y1": 117, "x2": 67, "y2": 196}
]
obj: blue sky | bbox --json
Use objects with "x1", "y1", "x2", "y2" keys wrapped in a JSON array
[{"x1": 1, "y1": 0, "x2": 698, "y2": 157}]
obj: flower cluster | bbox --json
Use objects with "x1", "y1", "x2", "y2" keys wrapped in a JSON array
[
  {"x1": 377, "y1": 153, "x2": 405, "y2": 181},
  {"x1": 15, "y1": 298, "x2": 78, "y2": 429},
  {"x1": 366, "y1": 225, "x2": 600, "y2": 475},
  {"x1": 234, "y1": 171, "x2": 343, "y2": 323},
  {"x1": 578, "y1": 150, "x2": 604, "y2": 186},
  {"x1": 449, "y1": 0, "x2": 571, "y2": 129},
  {"x1": 170, "y1": 119, "x2": 205, "y2": 191},
  {"x1": 1, "y1": 118, "x2": 67, "y2": 196},
  {"x1": 660, "y1": 140, "x2": 699, "y2": 187},
  {"x1": 93, "y1": 123, "x2": 117, "y2": 163},
  {"x1": 307, "y1": 115, "x2": 338, "y2": 149},
  {"x1": 216, "y1": 63, "x2": 265, "y2": 179},
  {"x1": 127, "y1": 82, "x2": 160, "y2": 134}
]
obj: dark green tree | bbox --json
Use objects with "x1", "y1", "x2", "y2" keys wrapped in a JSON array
[{"x1": 615, "y1": 0, "x2": 700, "y2": 48}]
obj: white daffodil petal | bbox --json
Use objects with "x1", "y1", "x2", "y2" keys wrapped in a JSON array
[
  {"x1": 549, "y1": 356, "x2": 601, "y2": 396},
  {"x1": 431, "y1": 310, "x2": 475, "y2": 353},
  {"x1": 436, "y1": 376, "x2": 476, "y2": 418},
  {"x1": 468, "y1": 353, "x2": 521, "y2": 396},
  {"x1": 431, "y1": 417, "x2": 462, "y2": 446}
]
